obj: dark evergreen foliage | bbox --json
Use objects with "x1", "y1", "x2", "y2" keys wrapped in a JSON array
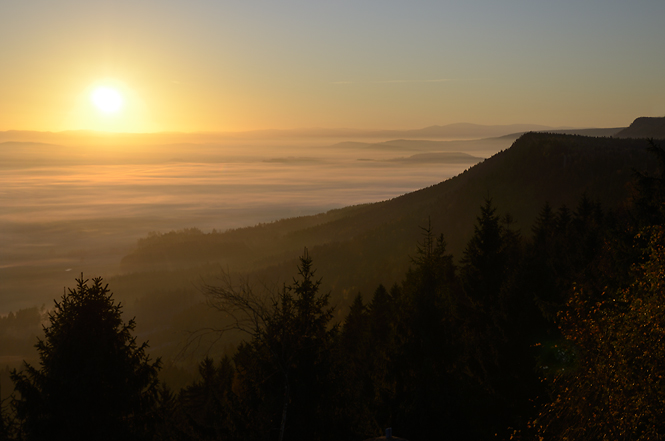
[
  {"x1": 179, "y1": 250, "x2": 341, "y2": 441},
  {"x1": 632, "y1": 139, "x2": 665, "y2": 228},
  {"x1": 528, "y1": 141, "x2": 665, "y2": 440},
  {"x1": 460, "y1": 198, "x2": 507, "y2": 306},
  {"x1": 10, "y1": 276, "x2": 161, "y2": 441},
  {"x1": 117, "y1": 133, "x2": 657, "y2": 318},
  {"x1": 175, "y1": 356, "x2": 237, "y2": 441},
  {"x1": 8, "y1": 137, "x2": 665, "y2": 440}
]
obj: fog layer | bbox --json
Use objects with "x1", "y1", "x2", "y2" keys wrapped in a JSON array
[{"x1": 0, "y1": 133, "x2": 515, "y2": 313}]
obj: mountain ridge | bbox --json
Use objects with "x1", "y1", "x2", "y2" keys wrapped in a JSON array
[
  {"x1": 117, "y1": 133, "x2": 659, "y2": 304},
  {"x1": 616, "y1": 116, "x2": 665, "y2": 139}
]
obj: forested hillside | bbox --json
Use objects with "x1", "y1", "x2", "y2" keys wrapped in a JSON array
[
  {"x1": 4, "y1": 131, "x2": 665, "y2": 440},
  {"x1": 117, "y1": 133, "x2": 657, "y2": 307},
  {"x1": 616, "y1": 116, "x2": 665, "y2": 139}
]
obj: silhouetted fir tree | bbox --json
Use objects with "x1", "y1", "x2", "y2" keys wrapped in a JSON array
[
  {"x1": 632, "y1": 140, "x2": 665, "y2": 227},
  {"x1": 523, "y1": 197, "x2": 609, "y2": 323},
  {"x1": 151, "y1": 382, "x2": 184, "y2": 441},
  {"x1": 0, "y1": 395, "x2": 15, "y2": 441},
  {"x1": 498, "y1": 212, "x2": 523, "y2": 310},
  {"x1": 227, "y1": 250, "x2": 340, "y2": 441},
  {"x1": 526, "y1": 202, "x2": 567, "y2": 320},
  {"x1": 381, "y1": 223, "x2": 474, "y2": 440},
  {"x1": 515, "y1": 202, "x2": 576, "y2": 406},
  {"x1": 533, "y1": 202, "x2": 556, "y2": 243},
  {"x1": 489, "y1": 212, "x2": 558, "y2": 437},
  {"x1": 407, "y1": 221, "x2": 459, "y2": 332},
  {"x1": 367, "y1": 285, "x2": 395, "y2": 351},
  {"x1": 176, "y1": 356, "x2": 237, "y2": 441},
  {"x1": 572, "y1": 194, "x2": 605, "y2": 263},
  {"x1": 460, "y1": 198, "x2": 507, "y2": 308},
  {"x1": 556, "y1": 204, "x2": 572, "y2": 233},
  {"x1": 594, "y1": 142, "x2": 665, "y2": 296},
  {"x1": 337, "y1": 293, "x2": 379, "y2": 438},
  {"x1": 530, "y1": 143, "x2": 665, "y2": 439},
  {"x1": 459, "y1": 199, "x2": 510, "y2": 367},
  {"x1": 364, "y1": 284, "x2": 398, "y2": 433},
  {"x1": 340, "y1": 294, "x2": 369, "y2": 365},
  {"x1": 11, "y1": 276, "x2": 161, "y2": 441},
  {"x1": 283, "y1": 250, "x2": 340, "y2": 440},
  {"x1": 457, "y1": 199, "x2": 537, "y2": 438}
]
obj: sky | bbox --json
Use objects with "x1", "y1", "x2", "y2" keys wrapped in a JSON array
[{"x1": 1, "y1": 0, "x2": 664, "y2": 133}]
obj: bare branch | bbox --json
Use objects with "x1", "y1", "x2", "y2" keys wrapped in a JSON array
[
  {"x1": 203, "y1": 270, "x2": 276, "y2": 336},
  {"x1": 177, "y1": 268, "x2": 282, "y2": 360}
]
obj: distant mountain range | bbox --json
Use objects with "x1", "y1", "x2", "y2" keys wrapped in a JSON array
[
  {"x1": 383, "y1": 152, "x2": 483, "y2": 164},
  {"x1": 349, "y1": 123, "x2": 555, "y2": 139},
  {"x1": 0, "y1": 122, "x2": 623, "y2": 145}
]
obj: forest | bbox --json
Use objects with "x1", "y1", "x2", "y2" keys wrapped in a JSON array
[{"x1": 2, "y1": 132, "x2": 665, "y2": 440}]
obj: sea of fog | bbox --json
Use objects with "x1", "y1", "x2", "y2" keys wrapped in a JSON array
[{"x1": 0, "y1": 137, "x2": 512, "y2": 314}]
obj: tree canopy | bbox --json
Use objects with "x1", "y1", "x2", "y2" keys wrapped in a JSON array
[{"x1": 11, "y1": 276, "x2": 161, "y2": 441}]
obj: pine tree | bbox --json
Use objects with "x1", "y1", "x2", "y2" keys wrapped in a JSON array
[
  {"x1": 205, "y1": 250, "x2": 339, "y2": 441},
  {"x1": 460, "y1": 198, "x2": 506, "y2": 306},
  {"x1": 458, "y1": 200, "x2": 532, "y2": 437},
  {"x1": 11, "y1": 276, "x2": 161, "y2": 441},
  {"x1": 178, "y1": 356, "x2": 237, "y2": 441},
  {"x1": 263, "y1": 249, "x2": 339, "y2": 441}
]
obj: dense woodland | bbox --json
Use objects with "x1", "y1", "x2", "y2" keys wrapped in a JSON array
[{"x1": 2, "y1": 130, "x2": 665, "y2": 439}]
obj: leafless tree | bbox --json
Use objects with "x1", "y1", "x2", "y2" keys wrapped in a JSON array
[{"x1": 189, "y1": 268, "x2": 292, "y2": 441}]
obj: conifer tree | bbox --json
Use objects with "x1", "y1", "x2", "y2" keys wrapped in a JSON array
[
  {"x1": 460, "y1": 198, "x2": 507, "y2": 306},
  {"x1": 177, "y1": 356, "x2": 237, "y2": 441},
  {"x1": 11, "y1": 276, "x2": 161, "y2": 441},
  {"x1": 204, "y1": 249, "x2": 339, "y2": 441}
]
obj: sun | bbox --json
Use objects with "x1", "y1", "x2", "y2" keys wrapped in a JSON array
[
  {"x1": 91, "y1": 87, "x2": 123, "y2": 113},
  {"x1": 65, "y1": 79, "x2": 155, "y2": 132}
]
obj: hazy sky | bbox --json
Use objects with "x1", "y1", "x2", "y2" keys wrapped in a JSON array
[{"x1": 1, "y1": 0, "x2": 664, "y2": 132}]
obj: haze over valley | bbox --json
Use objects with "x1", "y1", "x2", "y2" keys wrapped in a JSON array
[
  {"x1": 1, "y1": 126, "x2": 530, "y2": 313},
  {"x1": 3, "y1": 0, "x2": 665, "y2": 438}
]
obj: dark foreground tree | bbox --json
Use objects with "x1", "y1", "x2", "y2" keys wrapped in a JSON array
[
  {"x1": 11, "y1": 276, "x2": 161, "y2": 441},
  {"x1": 533, "y1": 226, "x2": 665, "y2": 440},
  {"x1": 200, "y1": 249, "x2": 340, "y2": 441}
]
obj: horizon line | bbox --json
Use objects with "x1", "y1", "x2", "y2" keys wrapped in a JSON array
[{"x1": 0, "y1": 122, "x2": 588, "y2": 137}]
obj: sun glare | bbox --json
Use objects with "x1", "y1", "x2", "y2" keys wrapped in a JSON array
[
  {"x1": 64, "y1": 79, "x2": 155, "y2": 132},
  {"x1": 91, "y1": 87, "x2": 123, "y2": 113}
]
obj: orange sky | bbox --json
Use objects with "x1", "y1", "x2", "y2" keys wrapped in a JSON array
[{"x1": 1, "y1": 0, "x2": 664, "y2": 133}]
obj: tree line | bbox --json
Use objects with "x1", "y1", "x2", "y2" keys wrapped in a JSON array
[{"x1": 2, "y1": 142, "x2": 665, "y2": 440}]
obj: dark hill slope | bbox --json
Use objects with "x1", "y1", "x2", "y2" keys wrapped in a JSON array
[
  {"x1": 541, "y1": 127, "x2": 624, "y2": 137},
  {"x1": 616, "y1": 116, "x2": 665, "y2": 139},
  {"x1": 257, "y1": 133, "x2": 656, "y2": 262},
  {"x1": 260, "y1": 133, "x2": 657, "y2": 299},
  {"x1": 119, "y1": 133, "x2": 658, "y2": 305}
]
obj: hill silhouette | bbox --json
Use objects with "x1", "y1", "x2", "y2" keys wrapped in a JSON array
[
  {"x1": 118, "y1": 133, "x2": 658, "y2": 309},
  {"x1": 616, "y1": 116, "x2": 665, "y2": 139},
  {"x1": 538, "y1": 127, "x2": 624, "y2": 137}
]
